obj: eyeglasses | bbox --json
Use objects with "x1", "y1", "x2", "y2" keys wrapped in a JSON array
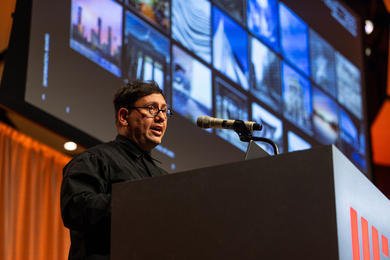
[{"x1": 127, "y1": 105, "x2": 173, "y2": 119}]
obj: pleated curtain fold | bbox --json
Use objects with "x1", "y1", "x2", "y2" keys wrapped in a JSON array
[{"x1": 0, "y1": 122, "x2": 71, "y2": 260}]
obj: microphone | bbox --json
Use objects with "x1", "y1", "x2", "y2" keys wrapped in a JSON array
[{"x1": 197, "y1": 116, "x2": 262, "y2": 132}]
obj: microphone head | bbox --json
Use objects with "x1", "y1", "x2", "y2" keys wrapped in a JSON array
[{"x1": 196, "y1": 116, "x2": 211, "y2": 128}]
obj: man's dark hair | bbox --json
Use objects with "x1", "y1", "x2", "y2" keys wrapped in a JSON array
[{"x1": 113, "y1": 79, "x2": 164, "y2": 125}]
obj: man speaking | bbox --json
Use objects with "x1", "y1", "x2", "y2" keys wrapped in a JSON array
[{"x1": 60, "y1": 79, "x2": 172, "y2": 259}]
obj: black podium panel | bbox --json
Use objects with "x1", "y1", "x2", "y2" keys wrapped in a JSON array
[{"x1": 111, "y1": 145, "x2": 390, "y2": 260}]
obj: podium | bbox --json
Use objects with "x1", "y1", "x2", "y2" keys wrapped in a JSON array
[{"x1": 111, "y1": 145, "x2": 390, "y2": 260}]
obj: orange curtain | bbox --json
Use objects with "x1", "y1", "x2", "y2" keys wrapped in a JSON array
[{"x1": 0, "y1": 122, "x2": 71, "y2": 260}]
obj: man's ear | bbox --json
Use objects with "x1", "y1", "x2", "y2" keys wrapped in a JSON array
[{"x1": 118, "y1": 108, "x2": 129, "y2": 126}]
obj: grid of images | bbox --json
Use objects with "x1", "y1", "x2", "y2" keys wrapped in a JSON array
[{"x1": 69, "y1": 0, "x2": 367, "y2": 174}]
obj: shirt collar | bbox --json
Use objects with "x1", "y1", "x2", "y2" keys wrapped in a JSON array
[
  {"x1": 115, "y1": 134, "x2": 151, "y2": 159},
  {"x1": 115, "y1": 134, "x2": 162, "y2": 164}
]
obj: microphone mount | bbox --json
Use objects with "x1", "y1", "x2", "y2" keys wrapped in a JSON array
[{"x1": 233, "y1": 120, "x2": 279, "y2": 155}]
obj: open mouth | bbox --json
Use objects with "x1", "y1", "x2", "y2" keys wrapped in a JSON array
[{"x1": 151, "y1": 126, "x2": 162, "y2": 134}]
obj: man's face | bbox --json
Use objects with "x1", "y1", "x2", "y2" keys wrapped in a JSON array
[{"x1": 125, "y1": 93, "x2": 168, "y2": 152}]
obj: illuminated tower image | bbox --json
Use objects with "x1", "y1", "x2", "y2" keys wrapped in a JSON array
[
  {"x1": 107, "y1": 26, "x2": 112, "y2": 55},
  {"x1": 97, "y1": 17, "x2": 102, "y2": 45},
  {"x1": 77, "y1": 6, "x2": 82, "y2": 26},
  {"x1": 77, "y1": 6, "x2": 83, "y2": 36}
]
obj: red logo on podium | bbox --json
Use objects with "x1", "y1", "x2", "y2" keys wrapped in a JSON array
[{"x1": 350, "y1": 207, "x2": 389, "y2": 259}]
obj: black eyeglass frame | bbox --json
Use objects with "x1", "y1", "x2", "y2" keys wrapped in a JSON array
[{"x1": 126, "y1": 106, "x2": 173, "y2": 119}]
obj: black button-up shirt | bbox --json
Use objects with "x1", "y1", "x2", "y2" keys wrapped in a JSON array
[{"x1": 60, "y1": 134, "x2": 168, "y2": 260}]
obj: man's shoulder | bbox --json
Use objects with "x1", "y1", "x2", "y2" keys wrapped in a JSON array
[
  {"x1": 90, "y1": 138, "x2": 122, "y2": 152},
  {"x1": 69, "y1": 140, "x2": 121, "y2": 163}
]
